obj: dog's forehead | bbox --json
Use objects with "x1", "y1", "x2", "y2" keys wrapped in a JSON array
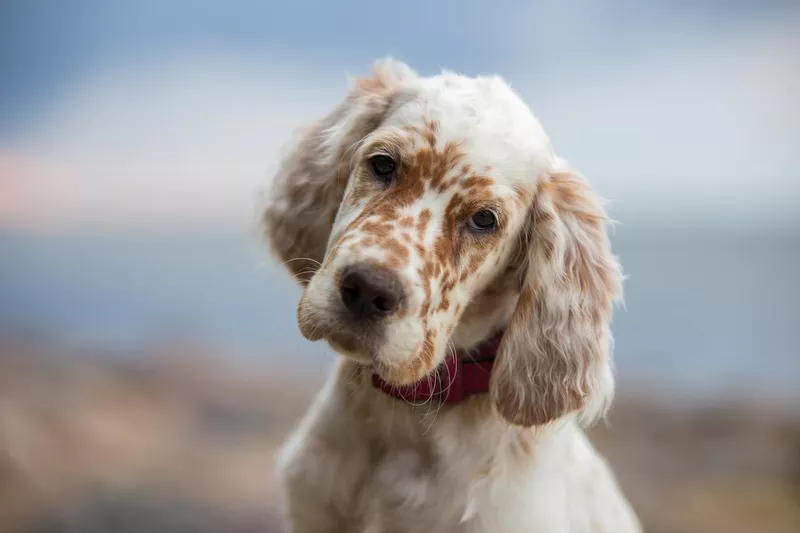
[{"x1": 386, "y1": 72, "x2": 555, "y2": 185}]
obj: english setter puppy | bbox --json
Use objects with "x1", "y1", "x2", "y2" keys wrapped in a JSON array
[{"x1": 264, "y1": 58, "x2": 641, "y2": 533}]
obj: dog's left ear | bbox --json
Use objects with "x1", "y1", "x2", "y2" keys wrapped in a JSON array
[{"x1": 490, "y1": 161, "x2": 623, "y2": 427}]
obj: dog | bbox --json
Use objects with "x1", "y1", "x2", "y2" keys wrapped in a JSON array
[{"x1": 263, "y1": 58, "x2": 641, "y2": 533}]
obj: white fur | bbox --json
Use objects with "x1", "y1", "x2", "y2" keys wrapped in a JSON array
[
  {"x1": 264, "y1": 58, "x2": 641, "y2": 533},
  {"x1": 276, "y1": 361, "x2": 640, "y2": 532}
]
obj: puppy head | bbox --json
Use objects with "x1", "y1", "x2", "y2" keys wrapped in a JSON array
[{"x1": 264, "y1": 59, "x2": 621, "y2": 425}]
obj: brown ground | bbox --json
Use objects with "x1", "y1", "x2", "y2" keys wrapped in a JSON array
[{"x1": 0, "y1": 337, "x2": 798, "y2": 533}]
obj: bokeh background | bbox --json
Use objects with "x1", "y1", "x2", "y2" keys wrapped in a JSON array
[{"x1": 1, "y1": 1, "x2": 799, "y2": 532}]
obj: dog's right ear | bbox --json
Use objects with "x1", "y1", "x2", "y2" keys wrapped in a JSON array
[
  {"x1": 262, "y1": 58, "x2": 417, "y2": 284},
  {"x1": 490, "y1": 164, "x2": 622, "y2": 427}
]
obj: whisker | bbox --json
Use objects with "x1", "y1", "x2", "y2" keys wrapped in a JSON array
[
  {"x1": 423, "y1": 334, "x2": 459, "y2": 435},
  {"x1": 418, "y1": 337, "x2": 444, "y2": 433},
  {"x1": 283, "y1": 257, "x2": 322, "y2": 267},
  {"x1": 346, "y1": 363, "x2": 363, "y2": 400}
]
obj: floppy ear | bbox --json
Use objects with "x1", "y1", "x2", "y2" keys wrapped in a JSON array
[
  {"x1": 490, "y1": 162, "x2": 623, "y2": 427},
  {"x1": 262, "y1": 58, "x2": 416, "y2": 284}
]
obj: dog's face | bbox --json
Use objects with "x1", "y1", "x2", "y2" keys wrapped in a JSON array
[
  {"x1": 299, "y1": 105, "x2": 544, "y2": 385},
  {"x1": 265, "y1": 59, "x2": 623, "y2": 426}
]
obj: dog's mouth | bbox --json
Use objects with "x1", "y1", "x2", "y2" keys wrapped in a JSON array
[
  {"x1": 305, "y1": 319, "x2": 437, "y2": 385},
  {"x1": 298, "y1": 306, "x2": 383, "y2": 364},
  {"x1": 314, "y1": 327, "x2": 436, "y2": 387}
]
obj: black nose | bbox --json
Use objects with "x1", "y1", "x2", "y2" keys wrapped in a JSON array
[{"x1": 339, "y1": 263, "x2": 404, "y2": 320}]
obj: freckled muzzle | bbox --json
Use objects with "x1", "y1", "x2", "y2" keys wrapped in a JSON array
[{"x1": 338, "y1": 262, "x2": 405, "y2": 321}]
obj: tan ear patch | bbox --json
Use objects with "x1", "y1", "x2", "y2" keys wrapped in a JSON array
[
  {"x1": 545, "y1": 172, "x2": 618, "y2": 314},
  {"x1": 490, "y1": 167, "x2": 622, "y2": 427}
]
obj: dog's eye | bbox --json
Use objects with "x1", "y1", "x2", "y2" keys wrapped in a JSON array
[
  {"x1": 468, "y1": 210, "x2": 497, "y2": 231},
  {"x1": 369, "y1": 155, "x2": 396, "y2": 184}
]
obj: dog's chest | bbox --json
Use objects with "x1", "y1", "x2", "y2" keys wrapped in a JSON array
[
  {"x1": 277, "y1": 374, "x2": 585, "y2": 532},
  {"x1": 353, "y1": 437, "x2": 566, "y2": 533}
]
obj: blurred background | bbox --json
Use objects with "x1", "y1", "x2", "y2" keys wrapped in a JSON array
[{"x1": 1, "y1": 1, "x2": 798, "y2": 532}]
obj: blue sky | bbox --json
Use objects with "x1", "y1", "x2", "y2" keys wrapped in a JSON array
[
  {"x1": 1, "y1": 0, "x2": 792, "y2": 127},
  {"x1": 1, "y1": 0, "x2": 798, "y2": 231}
]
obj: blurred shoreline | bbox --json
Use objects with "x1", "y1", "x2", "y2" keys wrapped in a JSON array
[{"x1": 1, "y1": 336, "x2": 798, "y2": 533}]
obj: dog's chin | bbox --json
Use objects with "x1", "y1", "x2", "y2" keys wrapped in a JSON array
[
  {"x1": 326, "y1": 333, "x2": 373, "y2": 364},
  {"x1": 326, "y1": 334, "x2": 442, "y2": 386},
  {"x1": 371, "y1": 347, "x2": 445, "y2": 386},
  {"x1": 372, "y1": 359, "x2": 438, "y2": 386}
]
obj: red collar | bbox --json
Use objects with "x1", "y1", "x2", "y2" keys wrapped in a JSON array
[{"x1": 371, "y1": 331, "x2": 503, "y2": 404}]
